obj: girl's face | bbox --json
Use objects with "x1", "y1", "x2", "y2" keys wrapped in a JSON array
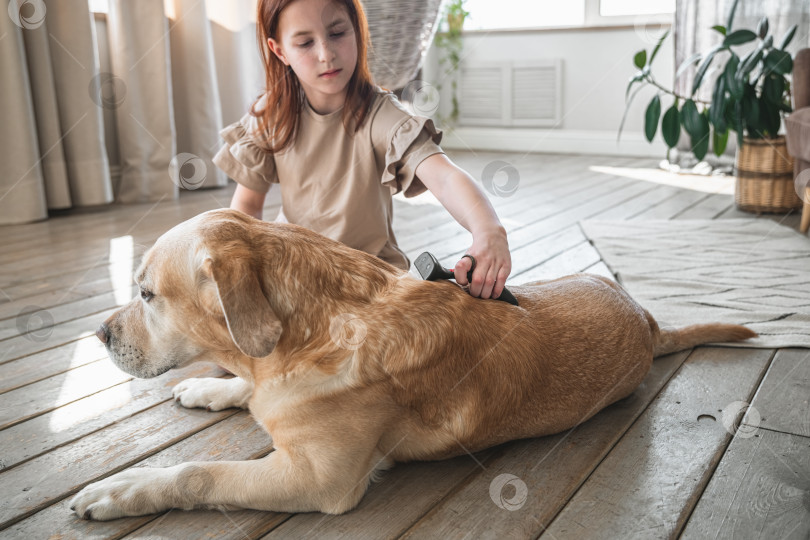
[{"x1": 268, "y1": 0, "x2": 358, "y2": 113}]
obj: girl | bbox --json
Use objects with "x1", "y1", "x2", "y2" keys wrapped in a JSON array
[{"x1": 213, "y1": 0, "x2": 512, "y2": 300}]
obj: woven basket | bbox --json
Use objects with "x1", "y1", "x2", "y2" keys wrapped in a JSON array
[{"x1": 735, "y1": 136, "x2": 801, "y2": 214}]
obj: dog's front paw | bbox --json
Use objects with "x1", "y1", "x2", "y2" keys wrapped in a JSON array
[
  {"x1": 70, "y1": 468, "x2": 169, "y2": 521},
  {"x1": 172, "y1": 377, "x2": 252, "y2": 411}
]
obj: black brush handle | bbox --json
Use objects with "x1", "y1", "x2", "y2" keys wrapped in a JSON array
[
  {"x1": 414, "y1": 251, "x2": 519, "y2": 306},
  {"x1": 494, "y1": 287, "x2": 519, "y2": 306}
]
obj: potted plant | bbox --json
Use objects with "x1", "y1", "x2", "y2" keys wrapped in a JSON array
[
  {"x1": 621, "y1": 0, "x2": 801, "y2": 213},
  {"x1": 433, "y1": 0, "x2": 469, "y2": 124}
]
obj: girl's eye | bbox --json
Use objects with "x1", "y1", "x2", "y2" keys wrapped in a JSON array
[
  {"x1": 298, "y1": 41, "x2": 312, "y2": 48},
  {"x1": 330, "y1": 31, "x2": 345, "y2": 38},
  {"x1": 140, "y1": 289, "x2": 154, "y2": 302}
]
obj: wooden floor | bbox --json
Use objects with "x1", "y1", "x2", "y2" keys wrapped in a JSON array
[{"x1": 1, "y1": 152, "x2": 808, "y2": 539}]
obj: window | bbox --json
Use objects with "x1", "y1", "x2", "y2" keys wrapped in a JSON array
[
  {"x1": 461, "y1": 0, "x2": 673, "y2": 31},
  {"x1": 599, "y1": 0, "x2": 674, "y2": 17},
  {"x1": 463, "y1": 0, "x2": 584, "y2": 30},
  {"x1": 88, "y1": 0, "x2": 108, "y2": 13}
]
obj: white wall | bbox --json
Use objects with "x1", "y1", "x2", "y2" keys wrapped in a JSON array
[{"x1": 422, "y1": 25, "x2": 674, "y2": 157}]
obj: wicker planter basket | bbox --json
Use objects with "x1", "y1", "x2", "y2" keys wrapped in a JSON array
[{"x1": 735, "y1": 136, "x2": 801, "y2": 213}]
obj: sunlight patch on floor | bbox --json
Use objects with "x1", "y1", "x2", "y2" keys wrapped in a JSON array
[
  {"x1": 49, "y1": 338, "x2": 132, "y2": 433},
  {"x1": 109, "y1": 235, "x2": 134, "y2": 306},
  {"x1": 590, "y1": 166, "x2": 735, "y2": 195}
]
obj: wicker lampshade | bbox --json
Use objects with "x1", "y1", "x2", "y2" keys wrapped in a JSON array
[{"x1": 362, "y1": 0, "x2": 444, "y2": 91}]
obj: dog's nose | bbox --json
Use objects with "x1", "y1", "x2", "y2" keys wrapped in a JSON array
[{"x1": 96, "y1": 323, "x2": 110, "y2": 344}]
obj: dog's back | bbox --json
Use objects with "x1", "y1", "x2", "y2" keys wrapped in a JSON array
[{"x1": 378, "y1": 273, "x2": 755, "y2": 460}]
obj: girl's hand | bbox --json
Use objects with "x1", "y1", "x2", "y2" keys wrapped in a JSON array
[{"x1": 454, "y1": 227, "x2": 512, "y2": 300}]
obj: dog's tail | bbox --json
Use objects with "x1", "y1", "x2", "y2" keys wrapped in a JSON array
[{"x1": 653, "y1": 322, "x2": 757, "y2": 357}]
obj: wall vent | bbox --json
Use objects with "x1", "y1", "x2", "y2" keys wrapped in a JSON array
[{"x1": 457, "y1": 60, "x2": 562, "y2": 127}]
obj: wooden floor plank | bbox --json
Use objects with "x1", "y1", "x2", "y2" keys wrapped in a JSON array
[
  {"x1": 0, "y1": 270, "x2": 129, "y2": 319},
  {"x1": 504, "y1": 178, "x2": 656, "y2": 252},
  {"x1": 587, "y1": 184, "x2": 682, "y2": 221},
  {"x1": 5, "y1": 411, "x2": 275, "y2": 540},
  {"x1": 0, "y1": 359, "x2": 131, "y2": 431},
  {"x1": 0, "y1": 336, "x2": 106, "y2": 388},
  {"x1": 0, "y1": 287, "x2": 134, "y2": 340},
  {"x1": 398, "y1": 351, "x2": 690, "y2": 539},
  {"x1": 260, "y1": 452, "x2": 494, "y2": 540},
  {"x1": 744, "y1": 348, "x2": 810, "y2": 438},
  {"x1": 0, "y1": 400, "x2": 239, "y2": 529},
  {"x1": 675, "y1": 192, "x2": 734, "y2": 219},
  {"x1": 680, "y1": 428, "x2": 810, "y2": 540},
  {"x1": 512, "y1": 241, "x2": 600, "y2": 283},
  {"x1": 1, "y1": 307, "x2": 117, "y2": 364},
  {"x1": 541, "y1": 347, "x2": 774, "y2": 539},
  {"x1": 0, "y1": 193, "x2": 231, "y2": 268},
  {"x1": 0, "y1": 363, "x2": 223, "y2": 471},
  {"x1": 582, "y1": 261, "x2": 615, "y2": 280},
  {"x1": 399, "y1": 160, "x2": 634, "y2": 256},
  {"x1": 631, "y1": 188, "x2": 710, "y2": 220}
]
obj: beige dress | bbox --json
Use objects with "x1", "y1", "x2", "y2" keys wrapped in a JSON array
[{"x1": 212, "y1": 87, "x2": 444, "y2": 270}]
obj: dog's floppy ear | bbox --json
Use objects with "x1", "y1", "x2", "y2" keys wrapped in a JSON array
[{"x1": 202, "y1": 256, "x2": 282, "y2": 358}]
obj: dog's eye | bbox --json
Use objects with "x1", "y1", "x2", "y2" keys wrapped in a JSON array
[{"x1": 140, "y1": 288, "x2": 154, "y2": 302}]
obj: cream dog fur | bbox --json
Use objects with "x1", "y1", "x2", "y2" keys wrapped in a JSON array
[{"x1": 70, "y1": 208, "x2": 756, "y2": 520}]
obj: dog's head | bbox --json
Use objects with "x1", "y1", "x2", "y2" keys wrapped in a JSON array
[{"x1": 97, "y1": 209, "x2": 283, "y2": 378}]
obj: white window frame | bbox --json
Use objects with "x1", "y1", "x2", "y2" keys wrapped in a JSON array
[{"x1": 583, "y1": 0, "x2": 674, "y2": 27}]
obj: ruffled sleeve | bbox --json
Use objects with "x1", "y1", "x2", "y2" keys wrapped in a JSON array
[
  {"x1": 212, "y1": 112, "x2": 277, "y2": 194},
  {"x1": 374, "y1": 95, "x2": 444, "y2": 198}
]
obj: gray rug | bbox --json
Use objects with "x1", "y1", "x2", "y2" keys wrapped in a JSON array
[{"x1": 579, "y1": 219, "x2": 810, "y2": 349}]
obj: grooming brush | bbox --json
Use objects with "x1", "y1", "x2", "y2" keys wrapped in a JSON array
[{"x1": 414, "y1": 252, "x2": 519, "y2": 306}]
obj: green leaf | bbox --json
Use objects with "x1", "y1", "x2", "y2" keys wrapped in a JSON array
[
  {"x1": 726, "y1": 0, "x2": 739, "y2": 33},
  {"x1": 710, "y1": 76, "x2": 727, "y2": 133},
  {"x1": 764, "y1": 49, "x2": 793, "y2": 76},
  {"x1": 712, "y1": 25, "x2": 727, "y2": 36},
  {"x1": 692, "y1": 44, "x2": 725, "y2": 95},
  {"x1": 763, "y1": 75, "x2": 785, "y2": 104},
  {"x1": 634, "y1": 50, "x2": 647, "y2": 69},
  {"x1": 759, "y1": 98, "x2": 781, "y2": 136},
  {"x1": 724, "y1": 97, "x2": 739, "y2": 133},
  {"x1": 645, "y1": 95, "x2": 661, "y2": 142},
  {"x1": 689, "y1": 113, "x2": 711, "y2": 160},
  {"x1": 713, "y1": 128, "x2": 729, "y2": 157},
  {"x1": 734, "y1": 102, "x2": 744, "y2": 148},
  {"x1": 625, "y1": 72, "x2": 645, "y2": 101},
  {"x1": 681, "y1": 99, "x2": 701, "y2": 135},
  {"x1": 742, "y1": 86, "x2": 760, "y2": 133},
  {"x1": 723, "y1": 29, "x2": 757, "y2": 47},
  {"x1": 756, "y1": 17, "x2": 768, "y2": 39},
  {"x1": 676, "y1": 52, "x2": 702, "y2": 80},
  {"x1": 740, "y1": 48, "x2": 764, "y2": 78},
  {"x1": 778, "y1": 25, "x2": 798, "y2": 50},
  {"x1": 661, "y1": 104, "x2": 681, "y2": 148},
  {"x1": 724, "y1": 53, "x2": 743, "y2": 100},
  {"x1": 650, "y1": 30, "x2": 670, "y2": 65}
]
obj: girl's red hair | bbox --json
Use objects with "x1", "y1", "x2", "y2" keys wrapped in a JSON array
[{"x1": 252, "y1": 0, "x2": 378, "y2": 152}]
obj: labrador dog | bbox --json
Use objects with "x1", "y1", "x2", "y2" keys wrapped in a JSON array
[{"x1": 71, "y1": 208, "x2": 756, "y2": 520}]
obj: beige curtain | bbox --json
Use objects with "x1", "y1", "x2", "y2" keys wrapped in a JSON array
[
  {"x1": 0, "y1": 0, "x2": 235, "y2": 224},
  {"x1": 1, "y1": 0, "x2": 111, "y2": 225}
]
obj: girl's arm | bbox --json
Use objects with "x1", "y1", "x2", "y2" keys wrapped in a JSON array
[
  {"x1": 230, "y1": 184, "x2": 268, "y2": 220},
  {"x1": 414, "y1": 153, "x2": 512, "y2": 300}
]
